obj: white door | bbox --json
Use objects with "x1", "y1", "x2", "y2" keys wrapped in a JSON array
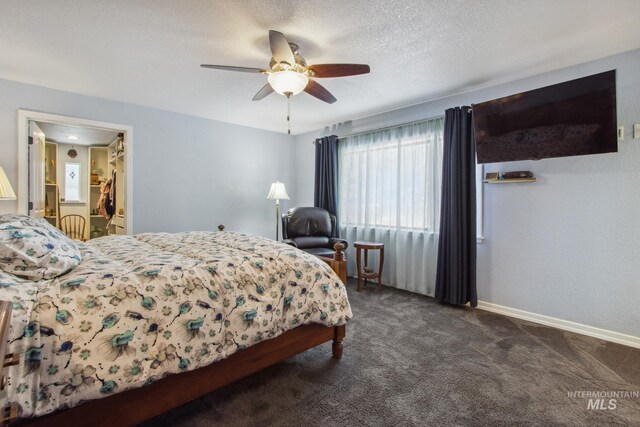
[{"x1": 28, "y1": 121, "x2": 46, "y2": 218}]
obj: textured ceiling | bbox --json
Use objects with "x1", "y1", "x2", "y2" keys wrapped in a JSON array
[
  {"x1": 2, "y1": 0, "x2": 640, "y2": 134},
  {"x1": 36, "y1": 122, "x2": 119, "y2": 146}
]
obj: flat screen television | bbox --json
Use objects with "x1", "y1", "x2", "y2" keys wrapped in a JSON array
[{"x1": 473, "y1": 70, "x2": 617, "y2": 164}]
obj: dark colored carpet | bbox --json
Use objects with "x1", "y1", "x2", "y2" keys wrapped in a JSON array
[{"x1": 142, "y1": 280, "x2": 640, "y2": 426}]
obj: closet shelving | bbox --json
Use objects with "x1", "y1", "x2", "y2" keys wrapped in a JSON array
[
  {"x1": 107, "y1": 135, "x2": 126, "y2": 236},
  {"x1": 86, "y1": 133, "x2": 126, "y2": 239},
  {"x1": 88, "y1": 147, "x2": 109, "y2": 239}
]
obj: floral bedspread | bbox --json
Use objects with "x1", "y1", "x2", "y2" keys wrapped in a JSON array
[{"x1": 1, "y1": 231, "x2": 351, "y2": 418}]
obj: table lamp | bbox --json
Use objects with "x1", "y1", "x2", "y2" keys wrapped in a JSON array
[{"x1": 267, "y1": 181, "x2": 289, "y2": 240}]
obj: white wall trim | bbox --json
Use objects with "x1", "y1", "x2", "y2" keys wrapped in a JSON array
[
  {"x1": 477, "y1": 301, "x2": 640, "y2": 349},
  {"x1": 17, "y1": 110, "x2": 134, "y2": 234}
]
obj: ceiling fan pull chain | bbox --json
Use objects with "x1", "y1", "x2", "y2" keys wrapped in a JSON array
[{"x1": 286, "y1": 92, "x2": 292, "y2": 135}]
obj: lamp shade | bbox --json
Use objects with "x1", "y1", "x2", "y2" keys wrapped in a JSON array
[
  {"x1": 267, "y1": 181, "x2": 290, "y2": 200},
  {"x1": 0, "y1": 167, "x2": 16, "y2": 200},
  {"x1": 268, "y1": 71, "x2": 309, "y2": 96}
]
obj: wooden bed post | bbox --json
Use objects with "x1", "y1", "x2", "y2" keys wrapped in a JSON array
[
  {"x1": 307, "y1": 243, "x2": 348, "y2": 286},
  {"x1": 328, "y1": 244, "x2": 346, "y2": 359},
  {"x1": 332, "y1": 325, "x2": 345, "y2": 359},
  {"x1": 327, "y1": 242, "x2": 347, "y2": 285},
  {"x1": 0, "y1": 301, "x2": 19, "y2": 425}
]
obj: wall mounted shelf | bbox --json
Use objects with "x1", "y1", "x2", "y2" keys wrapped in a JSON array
[{"x1": 483, "y1": 178, "x2": 537, "y2": 184}]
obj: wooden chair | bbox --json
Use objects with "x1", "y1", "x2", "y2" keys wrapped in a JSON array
[{"x1": 59, "y1": 214, "x2": 86, "y2": 241}]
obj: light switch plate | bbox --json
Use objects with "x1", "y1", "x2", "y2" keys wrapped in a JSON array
[
  {"x1": 634, "y1": 123, "x2": 640, "y2": 139},
  {"x1": 618, "y1": 126, "x2": 624, "y2": 140}
]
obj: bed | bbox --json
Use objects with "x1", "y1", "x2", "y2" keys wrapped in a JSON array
[{"x1": 0, "y1": 215, "x2": 351, "y2": 426}]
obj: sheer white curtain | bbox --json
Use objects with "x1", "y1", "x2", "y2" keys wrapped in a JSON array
[{"x1": 338, "y1": 118, "x2": 444, "y2": 295}]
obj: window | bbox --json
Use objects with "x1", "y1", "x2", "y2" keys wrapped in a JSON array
[
  {"x1": 338, "y1": 118, "x2": 444, "y2": 232},
  {"x1": 337, "y1": 117, "x2": 445, "y2": 295},
  {"x1": 64, "y1": 162, "x2": 81, "y2": 202}
]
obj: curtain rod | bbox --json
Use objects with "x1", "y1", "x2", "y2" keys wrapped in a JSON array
[{"x1": 324, "y1": 114, "x2": 446, "y2": 142}]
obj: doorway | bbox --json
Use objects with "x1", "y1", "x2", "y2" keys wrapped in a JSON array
[{"x1": 18, "y1": 111, "x2": 133, "y2": 239}]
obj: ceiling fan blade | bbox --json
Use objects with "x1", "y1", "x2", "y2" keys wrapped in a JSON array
[
  {"x1": 304, "y1": 80, "x2": 337, "y2": 104},
  {"x1": 201, "y1": 64, "x2": 265, "y2": 73},
  {"x1": 307, "y1": 64, "x2": 370, "y2": 78},
  {"x1": 269, "y1": 30, "x2": 295, "y2": 66},
  {"x1": 252, "y1": 83, "x2": 274, "y2": 101}
]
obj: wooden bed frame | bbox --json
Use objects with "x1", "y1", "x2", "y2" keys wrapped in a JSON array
[{"x1": 0, "y1": 231, "x2": 348, "y2": 427}]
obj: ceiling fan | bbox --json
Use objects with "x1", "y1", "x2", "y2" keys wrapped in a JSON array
[{"x1": 201, "y1": 30, "x2": 370, "y2": 104}]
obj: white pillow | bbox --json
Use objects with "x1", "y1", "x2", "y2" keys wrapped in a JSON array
[{"x1": 0, "y1": 214, "x2": 81, "y2": 280}]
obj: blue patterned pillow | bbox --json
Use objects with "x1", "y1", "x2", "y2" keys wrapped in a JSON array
[{"x1": 0, "y1": 214, "x2": 82, "y2": 280}]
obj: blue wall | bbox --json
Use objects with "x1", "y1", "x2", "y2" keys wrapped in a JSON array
[
  {"x1": 294, "y1": 48, "x2": 640, "y2": 339},
  {"x1": 0, "y1": 79, "x2": 294, "y2": 237}
]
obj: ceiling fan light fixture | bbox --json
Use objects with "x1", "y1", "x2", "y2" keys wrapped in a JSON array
[
  {"x1": 201, "y1": 30, "x2": 369, "y2": 104},
  {"x1": 268, "y1": 71, "x2": 309, "y2": 96}
]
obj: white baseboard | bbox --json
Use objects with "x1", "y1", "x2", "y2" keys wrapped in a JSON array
[{"x1": 476, "y1": 301, "x2": 640, "y2": 349}]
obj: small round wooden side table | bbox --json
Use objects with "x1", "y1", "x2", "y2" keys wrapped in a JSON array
[{"x1": 354, "y1": 241, "x2": 384, "y2": 292}]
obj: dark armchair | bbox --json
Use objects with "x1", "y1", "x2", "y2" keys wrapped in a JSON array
[{"x1": 281, "y1": 207, "x2": 348, "y2": 258}]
